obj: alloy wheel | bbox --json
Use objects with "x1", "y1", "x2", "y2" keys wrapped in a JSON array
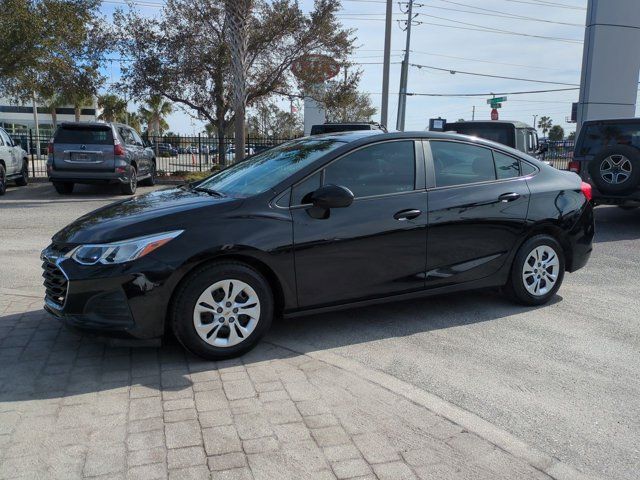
[
  {"x1": 192, "y1": 279, "x2": 261, "y2": 347},
  {"x1": 522, "y1": 245, "x2": 560, "y2": 296},
  {"x1": 600, "y1": 155, "x2": 632, "y2": 185}
]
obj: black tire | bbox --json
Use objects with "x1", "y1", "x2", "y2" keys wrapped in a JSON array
[
  {"x1": 141, "y1": 161, "x2": 156, "y2": 186},
  {"x1": 120, "y1": 166, "x2": 137, "y2": 195},
  {"x1": 0, "y1": 164, "x2": 6, "y2": 196},
  {"x1": 588, "y1": 145, "x2": 640, "y2": 195},
  {"x1": 53, "y1": 181, "x2": 74, "y2": 194},
  {"x1": 14, "y1": 161, "x2": 28, "y2": 186},
  {"x1": 171, "y1": 261, "x2": 274, "y2": 360},
  {"x1": 505, "y1": 234, "x2": 565, "y2": 306}
]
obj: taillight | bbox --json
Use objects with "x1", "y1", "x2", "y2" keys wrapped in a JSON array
[
  {"x1": 114, "y1": 140, "x2": 125, "y2": 156},
  {"x1": 47, "y1": 140, "x2": 54, "y2": 155},
  {"x1": 581, "y1": 181, "x2": 592, "y2": 201},
  {"x1": 568, "y1": 161, "x2": 580, "y2": 173}
]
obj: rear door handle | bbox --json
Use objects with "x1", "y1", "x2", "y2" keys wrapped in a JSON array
[
  {"x1": 498, "y1": 192, "x2": 520, "y2": 202},
  {"x1": 394, "y1": 209, "x2": 422, "y2": 221}
]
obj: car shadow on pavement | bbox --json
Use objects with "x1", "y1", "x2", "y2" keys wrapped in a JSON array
[
  {"x1": 593, "y1": 205, "x2": 640, "y2": 244},
  {"x1": 0, "y1": 290, "x2": 558, "y2": 405}
]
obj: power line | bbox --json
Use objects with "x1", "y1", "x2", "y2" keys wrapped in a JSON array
[
  {"x1": 409, "y1": 63, "x2": 579, "y2": 86},
  {"x1": 501, "y1": 0, "x2": 586, "y2": 10}
]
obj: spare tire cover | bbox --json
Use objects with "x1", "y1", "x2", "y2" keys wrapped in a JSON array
[{"x1": 588, "y1": 145, "x2": 640, "y2": 195}]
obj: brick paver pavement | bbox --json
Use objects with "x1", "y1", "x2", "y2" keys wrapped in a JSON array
[{"x1": 0, "y1": 296, "x2": 552, "y2": 480}]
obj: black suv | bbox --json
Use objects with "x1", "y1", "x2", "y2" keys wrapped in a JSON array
[
  {"x1": 310, "y1": 122, "x2": 386, "y2": 135},
  {"x1": 572, "y1": 118, "x2": 640, "y2": 207}
]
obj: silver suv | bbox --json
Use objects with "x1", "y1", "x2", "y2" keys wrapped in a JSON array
[
  {"x1": 0, "y1": 127, "x2": 29, "y2": 195},
  {"x1": 47, "y1": 122, "x2": 156, "y2": 195}
]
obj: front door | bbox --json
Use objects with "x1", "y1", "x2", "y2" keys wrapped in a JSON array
[
  {"x1": 425, "y1": 140, "x2": 530, "y2": 287},
  {"x1": 292, "y1": 140, "x2": 428, "y2": 308}
]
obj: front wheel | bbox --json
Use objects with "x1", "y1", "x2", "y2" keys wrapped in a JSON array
[
  {"x1": 15, "y1": 161, "x2": 28, "y2": 186},
  {"x1": 505, "y1": 234, "x2": 565, "y2": 306},
  {"x1": 171, "y1": 262, "x2": 273, "y2": 360}
]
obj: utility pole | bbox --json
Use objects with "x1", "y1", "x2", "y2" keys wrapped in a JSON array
[
  {"x1": 32, "y1": 92, "x2": 41, "y2": 157},
  {"x1": 472, "y1": 105, "x2": 475, "y2": 120},
  {"x1": 396, "y1": 0, "x2": 414, "y2": 132},
  {"x1": 533, "y1": 114, "x2": 538, "y2": 131},
  {"x1": 380, "y1": 0, "x2": 393, "y2": 129}
]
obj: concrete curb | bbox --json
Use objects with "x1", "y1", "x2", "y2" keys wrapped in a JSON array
[{"x1": 268, "y1": 336, "x2": 600, "y2": 480}]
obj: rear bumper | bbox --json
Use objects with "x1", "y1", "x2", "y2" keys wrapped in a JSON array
[{"x1": 48, "y1": 170, "x2": 129, "y2": 184}]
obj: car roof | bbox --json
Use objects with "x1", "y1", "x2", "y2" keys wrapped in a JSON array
[
  {"x1": 582, "y1": 117, "x2": 640, "y2": 125},
  {"x1": 59, "y1": 121, "x2": 113, "y2": 128}
]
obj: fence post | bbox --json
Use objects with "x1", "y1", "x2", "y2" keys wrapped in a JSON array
[
  {"x1": 197, "y1": 134, "x2": 202, "y2": 171},
  {"x1": 29, "y1": 129, "x2": 36, "y2": 177}
]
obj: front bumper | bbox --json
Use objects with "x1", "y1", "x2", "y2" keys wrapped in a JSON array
[{"x1": 41, "y1": 247, "x2": 177, "y2": 339}]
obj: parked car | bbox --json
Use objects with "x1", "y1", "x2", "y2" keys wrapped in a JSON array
[
  {"x1": 0, "y1": 127, "x2": 29, "y2": 195},
  {"x1": 571, "y1": 118, "x2": 640, "y2": 207},
  {"x1": 47, "y1": 122, "x2": 157, "y2": 195},
  {"x1": 41, "y1": 131, "x2": 594, "y2": 359},
  {"x1": 310, "y1": 122, "x2": 386, "y2": 135},
  {"x1": 225, "y1": 146, "x2": 255, "y2": 162},
  {"x1": 441, "y1": 120, "x2": 550, "y2": 164},
  {"x1": 157, "y1": 143, "x2": 178, "y2": 156}
]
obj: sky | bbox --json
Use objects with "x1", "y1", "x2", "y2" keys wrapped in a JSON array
[{"x1": 97, "y1": 0, "x2": 636, "y2": 136}]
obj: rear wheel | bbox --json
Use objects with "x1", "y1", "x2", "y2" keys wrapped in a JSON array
[
  {"x1": 120, "y1": 166, "x2": 137, "y2": 195},
  {"x1": 141, "y1": 161, "x2": 156, "y2": 186},
  {"x1": 588, "y1": 146, "x2": 640, "y2": 195},
  {"x1": 0, "y1": 164, "x2": 6, "y2": 195},
  {"x1": 505, "y1": 234, "x2": 565, "y2": 305},
  {"x1": 53, "y1": 181, "x2": 74, "y2": 194},
  {"x1": 14, "y1": 161, "x2": 28, "y2": 186},
  {"x1": 171, "y1": 262, "x2": 273, "y2": 360}
]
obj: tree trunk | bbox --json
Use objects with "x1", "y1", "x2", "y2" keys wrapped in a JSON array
[
  {"x1": 226, "y1": 0, "x2": 251, "y2": 163},
  {"x1": 74, "y1": 106, "x2": 81, "y2": 122},
  {"x1": 51, "y1": 108, "x2": 57, "y2": 129}
]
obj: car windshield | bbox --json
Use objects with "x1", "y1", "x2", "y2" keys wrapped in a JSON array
[{"x1": 196, "y1": 138, "x2": 344, "y2": 197}]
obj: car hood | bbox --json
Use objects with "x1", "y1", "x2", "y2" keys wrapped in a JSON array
[{"x1": 53, "y1": 186, "x2": 242, "y2": 245}]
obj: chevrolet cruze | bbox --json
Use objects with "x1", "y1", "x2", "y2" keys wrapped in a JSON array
[{"x1": 42, "y1": 131, "x2": 594, "y2": 359}]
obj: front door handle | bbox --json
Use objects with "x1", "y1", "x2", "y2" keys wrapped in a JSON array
[
  {"x1": 394, "y1": 209, "x2": 422, "y2": 221},
  {"x1": 498, "y1": 192, "x2": 520, "y2": 202}
]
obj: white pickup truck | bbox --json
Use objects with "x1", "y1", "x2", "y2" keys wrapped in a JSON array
[{"x1": 0, "y1": 127, "x2": 29, "y2": 195}]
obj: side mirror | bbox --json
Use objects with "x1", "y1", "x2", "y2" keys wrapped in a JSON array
[{"x1": 310, "y1": 184, "x2": 354, "y2": 209}]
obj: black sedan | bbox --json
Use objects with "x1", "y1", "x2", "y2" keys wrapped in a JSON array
[{"x1": 41, "y1": 131, "x2": 594, "y2": 359}]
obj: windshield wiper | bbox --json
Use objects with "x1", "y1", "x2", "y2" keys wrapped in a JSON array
[{"x1": 192, "y1": 186, "x2": 225, "y2": 197}]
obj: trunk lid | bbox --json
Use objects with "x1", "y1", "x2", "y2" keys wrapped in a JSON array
[{"x1": 52, "y1": 124, "x2": 116, "y2": 172}]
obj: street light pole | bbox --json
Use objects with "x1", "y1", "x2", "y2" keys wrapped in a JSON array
[
  {"x1": 396, "y1": 0, "x2": 414, "y2": 132},
  {"x1": 380, "y1": 0, "x2": 393, "y2": 129},
  {"x1": 533, "y1": 114, "x2": 538, "y2": 131}
]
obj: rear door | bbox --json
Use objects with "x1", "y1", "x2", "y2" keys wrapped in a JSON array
[
  {"x1": 118, "y1": 126, "x2": 146, "y2": 174},
  {"x1": 424, "y1": 140, "x2": 530, "y2": 287},
  {"x1": 53, "y1": 124, "x2": 115, "y2": 172}
]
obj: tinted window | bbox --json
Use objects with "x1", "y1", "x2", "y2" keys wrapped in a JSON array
[
  {"x1": 444, "y1": 123, "x2": 515, "y2": 148},
  {"x1": 578, "y1": 123, "x2": 640, "y2": 155},
  {"x1": 118, "y1": 127, "x2": 135, "y2": 145},
  {"x1": 130, "y1": 129, "x2": 144, "y2": 146},
  {"x1": 323, "y1": 141, "x2": 415, "y2": 197},
  {"x1": 292, "y1": 171, "x2": 321, "y2": 205},
  {"x1": 0, "y1": 129, "x2": 9, "y2": 146},
  {"x1": 54, "y1": 126, "x2": 113, "y2": 145},
  {"x1": 197, "y1": 138, "x2": 343, "y2": 197},
  {"x1": 493, "y1": 151, "x2": 520, "y2": 179},
  {"x1": 521, "y1": 161, "x2": 537, "y2": 176},
  {"x1": 431, "y1": 141, "x2": 496, "y2": 187}
]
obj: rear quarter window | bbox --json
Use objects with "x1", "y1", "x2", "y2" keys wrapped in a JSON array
[
  {"x1": 578, "y1": 123, "x2": 640, "y2": 156},
  {"x1": 54, "y1": 126, "x2": 113, "y2": 145}
]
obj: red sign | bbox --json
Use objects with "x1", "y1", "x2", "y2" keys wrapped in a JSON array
[
  {"x1": 491, "y1": 108, "x2": 499, "y2": 121},
  {"x1": 291, "y1": 54, "x2": 341, "y2": 83}
]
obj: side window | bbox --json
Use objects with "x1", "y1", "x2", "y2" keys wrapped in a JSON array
[
  {"x1": 493, "y1": 151, "x2": 520, "y2": 179},
  {"x1": 521, "y1": 161, "x2": 537, "y2": 176},
  {"x1": 129, "y1": 129, "x2": 143, "y2": 146},
  {"x1": 291, "y1": 171, "x2": 321, "y2": 206},
  {"x1": 0, "y1": 129, "x2": 10, "y2": 146},
  {"x1": 118, "y1": 127, "x2": 134, "y2": 145},
  {"x1": 431, "y1": 141, "x2": 495, "y2": 187},
  {"x1": 323, "y1": 141, "x2": 415, "y2": 198}
]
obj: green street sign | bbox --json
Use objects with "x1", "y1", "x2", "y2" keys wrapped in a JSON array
[
  {"x1": 487, "y1": 96, "x2": 507, "y2": 104},
  {"x1": 491, "y1": 103, "x2": 502, "y2": 109}
]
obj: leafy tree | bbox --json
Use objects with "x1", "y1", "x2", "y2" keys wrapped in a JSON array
[
  {"x1": 247, "y1": 100, "x2": 303, "y2": 138},
  {"x1": 537, "y1": 116, "x2": 553, "y2": 138},
  {"x1": 138, "y1": 95, "x2": 173, "y2": 137},
  {"x1": 98, "y1": 94, "x2": 129, "y2": 123},
  {"x1": 567, "y1": 130, "x2": 576, "y2": 141},
  {"x1": 548, "y1": 125, "x2": 565, "y2": 142},
  {"x1": 314, "y1": 69, "x2": 376, "y2": 123},
  {"x1": 113, "y1": 0, "x2": 353, "y2": 163},
  {"x1": 0, "y1": 0, "x2": 106, "y2": 108}
]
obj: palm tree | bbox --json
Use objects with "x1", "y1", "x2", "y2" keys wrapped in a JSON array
[
  {"x1": 138, "y1": 95, "x2": 173, "y2": 139},
  {"x1": 538, "y1": 116, "x2": 553, "y2": 138},
  {"x1": 98, "y1": 94, "x2": 128, "y2": 123}
]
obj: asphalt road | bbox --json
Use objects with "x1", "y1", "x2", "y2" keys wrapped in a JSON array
[{"x1": 1, "y1": 182, "x2": 639, "y2": 480}]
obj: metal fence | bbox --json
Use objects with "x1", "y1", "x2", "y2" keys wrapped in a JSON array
[
  {"x1": 10, "y1": 131, "x2": 297, "y2": 179},
  {"x1": 10, "y1": 130, "x2": 578, "y2": 179}
]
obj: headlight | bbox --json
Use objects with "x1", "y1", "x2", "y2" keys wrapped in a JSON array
[{"x1": 68, "y1": 230, "x2": 183, "y2": 265}]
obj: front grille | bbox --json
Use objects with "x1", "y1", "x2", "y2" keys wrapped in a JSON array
[{"x1": 42, "y1": 259, "x2": 68, "y2": 308}]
